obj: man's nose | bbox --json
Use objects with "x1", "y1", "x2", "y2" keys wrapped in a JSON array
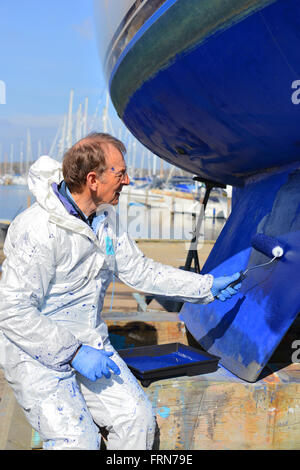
[{"x1": 124, "y1": 173, "x2": 130, "y2": 185}]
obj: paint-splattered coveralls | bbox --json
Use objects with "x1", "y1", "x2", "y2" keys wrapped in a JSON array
[{"x1": 0, "y1": 156, "x2": 214, "y2": 450}]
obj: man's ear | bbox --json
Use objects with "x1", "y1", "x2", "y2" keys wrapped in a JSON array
[{"x1": 86, "y1": 171, "x2": 99, "y2": 190}]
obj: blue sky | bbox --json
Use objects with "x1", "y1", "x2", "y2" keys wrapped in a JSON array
[{"x1": 0, "y1": 0, "x2": 129, "y2": 160}]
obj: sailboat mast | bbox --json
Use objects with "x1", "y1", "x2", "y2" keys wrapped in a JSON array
[{"x1": 66, "y1": 89, "x2": 74, "y2": 148}]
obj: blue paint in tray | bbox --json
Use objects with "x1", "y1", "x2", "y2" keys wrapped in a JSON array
[
  {"x1": 119, "y1": 343, "x2": 220, "y2": 385},
  {"x1": 124, "y1": 350, "x2": 210, "y2": 372}
]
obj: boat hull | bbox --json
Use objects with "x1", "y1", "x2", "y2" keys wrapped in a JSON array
[
  {"x1": 104, "y1": 0, "x2": 300, "y2": 186},
  {"x1": 95, "y1": 0, "x2": 300, "y2": 382},
  {"x1": 181, "y1": 166, "x2": 300, "y2": 382}
]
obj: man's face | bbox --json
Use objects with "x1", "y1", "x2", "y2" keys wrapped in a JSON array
[{"x1": 95, "y1": 143, "x2": 130, "y2": 206}]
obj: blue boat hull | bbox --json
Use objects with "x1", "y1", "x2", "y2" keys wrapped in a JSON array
[
  {"x1": 181, "y1": 166, "x2": 300, "y2": 382},
  {"x1": 108, "y1": 0, "x2": 300, "y2": 186},
  {"x1": 96, "y1": 0, "x2": 300, "y2": 381}
]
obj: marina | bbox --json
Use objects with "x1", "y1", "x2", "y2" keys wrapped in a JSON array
[{"x1": 0, "y1": 86, "x2": 231, "y2": 246}]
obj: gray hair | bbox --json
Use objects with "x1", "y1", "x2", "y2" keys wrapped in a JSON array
[{"x1": 62, "y1": 132, "x2": 126, "y2": 192}]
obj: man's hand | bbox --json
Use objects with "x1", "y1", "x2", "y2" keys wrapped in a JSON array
[
  {"x1": 71, "y1": 345, "x2": 121, "y2": 381},
  {"x1": 211, "y1": 272, "x2": 242, "y2": 301}
]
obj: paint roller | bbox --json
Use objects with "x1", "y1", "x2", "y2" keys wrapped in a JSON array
[{"x1": 228, "y1": 233, "x2": 285, "y2": 289}]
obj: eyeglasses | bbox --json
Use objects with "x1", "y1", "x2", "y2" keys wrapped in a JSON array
[{"x1": 109, "y1": 167, "x2": 128, "y2": 182}]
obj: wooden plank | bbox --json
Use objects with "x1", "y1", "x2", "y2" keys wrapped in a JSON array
[
  {"x1": 142, "y1": 362, "x2": 300, "y2": 450},
  {"x1": 272, "y1": 382, "x2": 300, "y2": 449},
  {"x1": 105, "y1": 312, "x2": 188, "y2": 350}
]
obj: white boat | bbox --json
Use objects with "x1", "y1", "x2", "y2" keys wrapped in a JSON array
[
  {"x1": 120, "y1": 184, "x2": 228, "y2": 218},
  {"x1": 11, "y1": 175, "x2": 27, "y2": 186}
]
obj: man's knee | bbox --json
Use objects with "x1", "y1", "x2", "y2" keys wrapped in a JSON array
[
  {"x1": 109, "y1": 396, "x2": 156, "y2": 449},
  {"x1": 135, "y1": 395, "x2": 156, "y2": 427},
  {"x1": 128, "y1": 397, "x2": 157, "y2": 447}
]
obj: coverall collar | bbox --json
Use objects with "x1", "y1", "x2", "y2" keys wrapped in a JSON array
[{"x1": 54, "y1": 181, "x2": 96, "y2": 228}]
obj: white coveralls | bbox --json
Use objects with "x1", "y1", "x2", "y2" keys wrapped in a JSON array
[{"x1": 0, "y1": 156, "x2": 214, "y2": 450}]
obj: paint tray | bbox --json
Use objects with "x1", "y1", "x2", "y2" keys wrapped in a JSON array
[{"x1": 118, "y1": 343, "x2": 220, "y2": 387}]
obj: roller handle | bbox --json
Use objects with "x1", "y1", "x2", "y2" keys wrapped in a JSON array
[{"x1": 227, "y1": 271, "x2": 247, "y2": 289}]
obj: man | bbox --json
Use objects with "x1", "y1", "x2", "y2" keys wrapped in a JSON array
[{"x1": 0, "y1": 133, "x2": 240, "y2": 450}]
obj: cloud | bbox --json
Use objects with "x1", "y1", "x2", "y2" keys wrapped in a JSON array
[{"x1": 72, "y1": 18, "x2": 95, "y2": 40}]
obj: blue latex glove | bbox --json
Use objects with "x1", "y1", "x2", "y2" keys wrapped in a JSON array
[
  {"x1": 71, "y1": 345, "x2": 121, "y2": 381},
  {"x1": 211, "y1": 272, "x2": 242, "y2": 301}
]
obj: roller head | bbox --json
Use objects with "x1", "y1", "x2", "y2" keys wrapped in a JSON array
[{"x1": 251, "y1": 233, "x2": 284, "y2": 258}]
